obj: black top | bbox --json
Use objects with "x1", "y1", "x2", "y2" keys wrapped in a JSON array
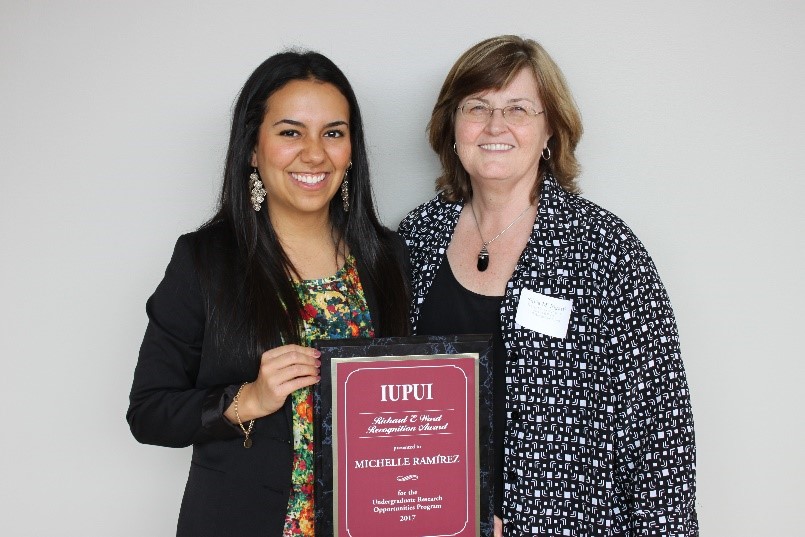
[
  {"x1": 127, "y1": 224, "x2": 410, "y2": 536},
  {"x1": 416, "y1": 258, "x2": 506, "y2": 517}
]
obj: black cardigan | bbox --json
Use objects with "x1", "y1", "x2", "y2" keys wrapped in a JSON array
[
  {"x1": 127, "y1": 223, "x2": 408, "y2": 536},
  {"x1": 399, "y1": 175, "x2": 697, "y2": 536}
]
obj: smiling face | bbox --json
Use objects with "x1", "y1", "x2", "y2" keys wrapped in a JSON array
[
  {"x1": 251, "y1": 78, "x2": 351, "y2": 222},
  {"x1": 454, "y1": 68, "x2": 551, "y2": 194}
]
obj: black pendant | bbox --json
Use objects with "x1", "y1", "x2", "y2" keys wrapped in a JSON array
[
  {"x1": 243, "y1": 437, "x2": 253, "y2": 449},
  {"x1": 477, "y1": 245, "x2": 489, "y2": 272}
]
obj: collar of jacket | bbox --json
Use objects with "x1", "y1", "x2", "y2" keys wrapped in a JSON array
[
  {"x1": 516, "y1": 173, "x2": 576, "y2": 286},
  {"x1": 407, "y1": 173, "x2": 579, "y2": 332}
]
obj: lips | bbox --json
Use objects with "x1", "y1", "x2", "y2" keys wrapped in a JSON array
[
  {"x1": 290, "y1": 172, "x2": 327, "y2": 185},
  {"x1": 478, "y1": 143, "x2": 514, "y2": 151}
]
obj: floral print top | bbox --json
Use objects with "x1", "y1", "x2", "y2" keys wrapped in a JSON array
[{"x1": 283, "y1": 255, "x2": 374, "y2": 536}]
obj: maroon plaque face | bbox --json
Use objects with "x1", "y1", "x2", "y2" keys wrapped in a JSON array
[{"x1": 332, "y1": 354, "x2": 479, "y2": 536}]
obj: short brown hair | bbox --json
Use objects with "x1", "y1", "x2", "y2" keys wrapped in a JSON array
[{"x1": 428, "y1": 35, "x2": 583, "y2": 201}]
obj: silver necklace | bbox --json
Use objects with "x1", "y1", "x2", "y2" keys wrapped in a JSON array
[{"x1": 469, "y1": 202, "x2": 532, "y2": 272}]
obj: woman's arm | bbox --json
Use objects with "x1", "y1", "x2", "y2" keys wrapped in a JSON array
[
  {"x1": 222, "y1": 344, "x2": 320, "y2": 423},
  {"x1": 606, "y1": 248, "x2": 698, "y2": 535},
  {"x1": 127, "y1": 234, "x2": 243, "y2": 447},
  {"x1": 127, "y1": 234, "x2": 322, "y2": 448}
]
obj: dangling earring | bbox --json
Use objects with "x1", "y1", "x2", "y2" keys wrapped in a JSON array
[
  {"x1": 341, "y1": 163, "x2": 351, "y2": 212},
  {"x1": 453, "y1": 142, "x2": 458, "y2": 155},
  {"x1": 541, "y1": 147, "x2": 552, "y2": 161},
  {"x1": 249, "y1": 168, "x2": 266, "y2": 212}
]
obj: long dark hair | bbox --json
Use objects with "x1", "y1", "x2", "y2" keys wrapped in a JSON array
[{"x1": 199, "y1": 51, "x2": 409, "y2": 366}]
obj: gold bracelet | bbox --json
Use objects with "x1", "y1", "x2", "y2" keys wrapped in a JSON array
[{"x1": 234, "y1": 382, "x2": 255, "y2": 448}]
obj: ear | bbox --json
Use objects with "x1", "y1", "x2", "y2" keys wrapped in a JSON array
[{"x1": 250, "y1": 150, "x2": 257, "y2": 168}]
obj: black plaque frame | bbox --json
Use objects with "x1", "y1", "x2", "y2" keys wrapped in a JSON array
[{"x1": 312, "y1": 334, "x2": 494, "y2": 537}]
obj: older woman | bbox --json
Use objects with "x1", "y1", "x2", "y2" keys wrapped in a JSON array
[
  {"x1": 128, "y1": 51, "x2": 409, "y2": 536},
  {"x1": 399, "y1": 35, "x2": 697, "y2": 536}
]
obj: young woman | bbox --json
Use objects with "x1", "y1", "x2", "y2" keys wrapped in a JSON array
[{"x1": 128, "y1": 51, "x2": 409, "y2": 536}]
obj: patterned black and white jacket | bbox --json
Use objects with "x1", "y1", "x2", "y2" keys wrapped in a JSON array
[{"x1": 398, "y1": 174, "x2": 698, "y2": 536}]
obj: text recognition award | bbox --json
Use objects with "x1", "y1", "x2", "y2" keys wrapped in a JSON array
[{"x1": 313, "y1": 335, "x2": 493, "y2": 537}]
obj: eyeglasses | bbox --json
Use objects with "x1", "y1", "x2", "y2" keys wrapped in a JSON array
[{"x1": 457, "y1": 101, "x2": 545, "y2": 126}]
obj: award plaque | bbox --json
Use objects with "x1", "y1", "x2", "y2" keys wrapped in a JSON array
[{"x1": 313, "y1": 335, "x2": 493, "y2": 537}]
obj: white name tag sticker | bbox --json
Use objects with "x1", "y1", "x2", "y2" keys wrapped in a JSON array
[{"x1": 515, "y1": 288, "x2": 573, "y2": 339}]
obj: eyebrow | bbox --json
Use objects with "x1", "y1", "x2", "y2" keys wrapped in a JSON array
[
  {"x1": 467, "y1": 96, "x2": 536, "y2": 105},
  {"x1": 271, "y1": 119, "x2": 349, "y2": 128}
]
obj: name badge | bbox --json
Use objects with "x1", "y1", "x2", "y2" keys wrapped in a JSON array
[{"x1": 515, "y1": 288, "x2": 573, "y2": 339}]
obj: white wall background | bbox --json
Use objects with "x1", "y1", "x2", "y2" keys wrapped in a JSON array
[{"x1": 1, "y1": 1, "x2": 803, "y2": 535}]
